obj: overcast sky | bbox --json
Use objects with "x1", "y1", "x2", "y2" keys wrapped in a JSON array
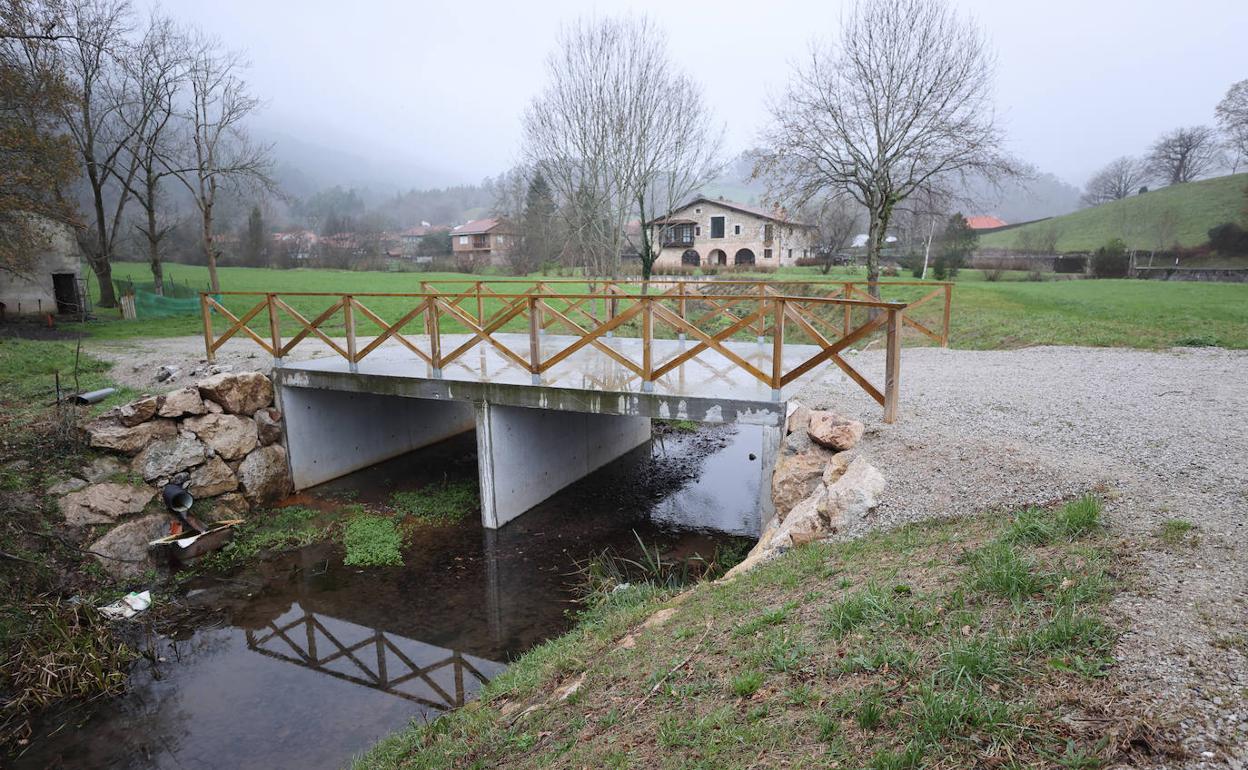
[{"x1": 158, "y1": 0, "x2": 1247, "y2": 190}]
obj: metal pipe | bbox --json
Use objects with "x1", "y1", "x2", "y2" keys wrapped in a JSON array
[{"x1": 74, "y1": 388, "x2": 117, "y2": 404}]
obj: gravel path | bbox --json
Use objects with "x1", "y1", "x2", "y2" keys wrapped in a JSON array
[
  {"x1": 797, "y1": 346, "x2": 1248, "y2": 769},
  {"x1": 90, "y1": 336, "x2": 1247, "y2": 767}
]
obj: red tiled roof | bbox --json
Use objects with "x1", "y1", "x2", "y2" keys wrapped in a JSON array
[
  {"x1": 965, "y1": 215, "x2": 1007, "y2": 230},
  {"x1": 454, "y1": 218, "x2": 505, "y2": 235}
]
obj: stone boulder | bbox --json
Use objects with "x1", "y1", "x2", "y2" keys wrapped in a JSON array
[
  {"x1": 785, "y1": 403, "x2": 811, "y2": 435},
  {"x1": 807, "y1": 410, "x2": 865, "y2": 451},
  {"x1": 84, "y1": 417, "x2": 178, "y2": 455},
  {"x1": 183, "y1": 414, "x2": 258, "y2": 461},
  {"x1": 188, "y1": 456, "x2": 239, "y2": 497},
  {"x1": 47, "y1": 477, "x2": 88, "y2": 496},
  {"x1": 771, "y1": 446, "x2": 835, "y2": 520},
  {"x1": 81, "y1": 455, "x2": 128, "y2": 482},
  {"x1": 203, "y1": 492, "x2": 250, "y2": 522},
  {"x1": 197, "y1": 371, "x2": 273, "y2": 415},
  {"x1": 823, "y1": 457, "x2": 886, "y2": 538},
  {"x1": 117, "y1": 395, "x2": 161, "y2": 427},
  {"x1": 772, "y1": 486, "x2": 829, "y2": 548},
  {"x1": 157, "y1": 387, "x2": 207, "y2": 418},
  {"x1": 89, "y1": 513, "x2": 170, "y2": 580},
  {"x1": 60, "y1": 483, "x2": 154, "y2": 527},
  {"x1": 204, "y1": 399, "x2": 224, "y2": 414},
  {"x1": 133, "y1": 434, "x2": 209, "y2": 482},
  {"x1": 237, "y1": 444, "x2": 292, "y2": 505},
  {"x1": 253, "y1": 407, "x2": 283, "y2": 446}
]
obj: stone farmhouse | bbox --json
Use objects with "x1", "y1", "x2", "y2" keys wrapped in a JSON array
[
  {"x1": 0, "y1": 214, "x2": 86, "y2": 318},
  {"x1": 646, "y1": 196, "x2": 816, "y2": 269}
]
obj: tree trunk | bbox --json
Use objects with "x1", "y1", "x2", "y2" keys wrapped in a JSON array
[
  {"x1": 146, "y1": 203, "x2": 164, "y2": 296},
  {"x1": 921, "y1": 217, "x2": 936, "y2": 280},
  {"x1": 87, "y1": 251, "x2": 115, "y2": 309},
  {"x1": 865, "y1": 209, "x2": 883, "y2": 298},
  {"x1": 87, "y1": 175, "x2": 117, "y2": 309},
  {"x1": 202, "y1": 199, "x2": 220, "y2": 293}
]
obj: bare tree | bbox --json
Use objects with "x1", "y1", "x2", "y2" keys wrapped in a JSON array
[
  {"x1": 1146, "y1": 126, "x2": 1222, "y2": 186},
  {"x1": 756, "y1": 0, "x2": 1019, "y2": 291},
  {"x1": 806, "y1": 199, "x2": 859, "y2": 274},
  {"x1": 12, "y1": 0, "x2": 140, "y2": 307},
  {"x1": 1081, "y1": 156, "x2": 1147, "y2": 207},
  {"x1": 523, "y1": 15, "x2": 722, "y2": 281},
  {"x1": 166, "y1": 32, "x2": 273, "y2": 293},
  {"x1": 116, "y1": 12, "x2": 184, "y2": 295},
  {"x1": 1216, "y1": 79, "x2": 1248, "y2": 174}
]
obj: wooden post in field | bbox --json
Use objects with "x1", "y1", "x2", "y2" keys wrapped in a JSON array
[
  {"x1": 941, "y1": 283, "x2": 952, "y2": 348},
  {"x1": 771, "y1": 298, "x2": 785, "y2": 398},
  {"x1": 527, "y1": 296, "x2": 541, "y2": 383},
  {"x1": 200, "y1": 293, "x2": 215, "y2": 363},
  {"x1": 883, "y1": 308, "x2": 902, "y2": 423},
  {"x1": 267, "y1": 293, "x2": 282, "y2": 366},
  {"x1": 343, "y1": 295, "x2": 358, "y2": 372}
]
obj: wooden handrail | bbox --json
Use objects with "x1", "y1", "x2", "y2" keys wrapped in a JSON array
[{"x1": 199, "y1": 282, "x2": 943, "y2": 422}]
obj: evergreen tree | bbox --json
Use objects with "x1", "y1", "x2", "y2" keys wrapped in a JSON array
[
  {"x1": 933, "y1": 213, "x2": 977, "y2": 280},
  {"x1": 516, "y1": 172, "x2": 559, "y2": 273},
  {"x1": 242, "y1": 205, "x2": 267, "y2": 267}
]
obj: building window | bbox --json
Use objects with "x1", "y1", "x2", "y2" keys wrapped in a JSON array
[
  {"x1": 459, "y1": 235, "x2": 468, "y2": 245},
  {"x1": 695, "y1": 225, "x2": 701, "y2": 236},
  {"x1": 764, "y1": 248, "x2": 773, "y2": 259},
  {"x1": 763, "y1": 224, "x2": 774, "y2": 242},
  {"x1": 710, "y1": 216, "x2": 725, "y2": 238},
  {"x1": 695, "y1": 207, "x2": 702, "y2": 214},
  {"x1": 803, "y1": 249, "x2": 808, "y2": 258},
  {"x1": 788, "y1": 248, "x2": 793, "y2": 259},
  {"x1": 733, "y1": 224, "x2": 741, "y2": 235}
]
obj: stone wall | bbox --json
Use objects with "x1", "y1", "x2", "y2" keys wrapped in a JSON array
[{"x1": 63, "y1": 371, "x2": 293, "y2": 578}]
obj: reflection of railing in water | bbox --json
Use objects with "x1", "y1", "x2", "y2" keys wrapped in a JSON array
[{"x1": 245, "y1": 606, "x2": 500, "y2": 711}]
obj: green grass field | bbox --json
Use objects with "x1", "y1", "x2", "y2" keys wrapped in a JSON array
[
  {"x1": 85, "y1": 262, "x2": 1248, "y2": 350},
  {"x1": 979, "y1": 172, "x2": 1248, "y2": 254}
]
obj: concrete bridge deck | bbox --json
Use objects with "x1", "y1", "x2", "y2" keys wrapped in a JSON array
[{"x1": 274, "y1": 334, "x2": 813, "y2": 531}]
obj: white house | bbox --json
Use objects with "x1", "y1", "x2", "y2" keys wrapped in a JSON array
[{"x1": 646, "y1": 196, "x2": 816, "y2": 268}]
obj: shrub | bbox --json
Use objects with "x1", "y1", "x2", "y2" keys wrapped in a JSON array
[
  {"x1": 1207, "y1": 222, "x2": 1248, "y2": 256},
  {"x1": 1090, "y1": 239, "x2": 1129, "y2": 278}
]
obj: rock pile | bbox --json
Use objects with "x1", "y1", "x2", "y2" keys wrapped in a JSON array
[
  {"x1": 58, "y1": 371, "x2": 293, "y2": 579},
  {"x1": 723, "y1": 401, "x2": 882, "y2": 579}
]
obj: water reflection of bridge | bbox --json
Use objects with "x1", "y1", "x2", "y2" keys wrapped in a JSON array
[{"x1": 246, "y1": 603, "x2": 506, "y2": 712}]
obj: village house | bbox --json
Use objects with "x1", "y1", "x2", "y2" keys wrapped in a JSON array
[
  {"x1": 646, "y1": 196, "x2": 816, "y2": 269},
  {"x1": 451, "y1": 218, "x2": 514, "y2": 266}
]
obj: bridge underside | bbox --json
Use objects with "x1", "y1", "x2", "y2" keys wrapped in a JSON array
[{"x1": 275, "y1": 335, "x2": 791, "y2": 532}]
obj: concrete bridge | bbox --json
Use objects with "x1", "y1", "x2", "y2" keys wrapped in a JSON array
[{"x1": 201, "y1": 280, "x2": 948, "y2": 531}]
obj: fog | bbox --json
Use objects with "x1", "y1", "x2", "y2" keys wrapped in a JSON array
[{"x1": 157, "y1": 0, "x2": 1247, "y2": 190}]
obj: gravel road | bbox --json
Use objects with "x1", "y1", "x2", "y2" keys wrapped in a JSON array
[
  {"x1": 798, "y1": 345, "x2": 1248, "y2": 769},
  {"x1": 89, "y1": 336, "x2": 1247, "y2": 767}
]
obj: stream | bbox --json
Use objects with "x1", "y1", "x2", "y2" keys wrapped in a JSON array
[{"x1": 15, "y1": 422, "x2": 763, "y2": 770}]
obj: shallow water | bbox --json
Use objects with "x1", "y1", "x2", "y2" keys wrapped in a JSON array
[{"x1": 16, "y1": 423, "x2": 762, "y2": 770}]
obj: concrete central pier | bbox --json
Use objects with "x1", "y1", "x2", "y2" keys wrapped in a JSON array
[{"x1": 274, "y1": 334, "x2": 796, "y2": 532}]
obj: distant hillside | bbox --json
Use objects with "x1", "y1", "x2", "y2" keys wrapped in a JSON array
[{"x1": 979, "y1": 173, "x2": 1248, "y2": 253}]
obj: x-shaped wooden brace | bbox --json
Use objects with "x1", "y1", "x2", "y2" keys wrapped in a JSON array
[
  {"x1": 207, "y1": 296, "x2": 275, "y2": 355},
  {"x1": 782, "y1": 301, "x2": 889, "y2": 403},
  {"x1": 274, "y1": 297, "x2": 349, "y2": 359},
  {"x1": 351, "y1": 298, "x2": 433, "y2": 365}
]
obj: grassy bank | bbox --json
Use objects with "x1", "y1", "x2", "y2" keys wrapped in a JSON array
[
  {"x1": 0, "y1": 338, "x2": 142, "y2": 747},
  {"x1": 979, "y1": 173, "x2": 1248, "y2": 253},
  {"x1": 85, "y1": 262, "x2": 1248, "y2": 349},
  {"x1": 357, "y1": 497, "x2": 1170, "y2": 769}
]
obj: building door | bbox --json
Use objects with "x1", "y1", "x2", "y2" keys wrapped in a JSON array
[
  {"x1": 681, "y1": 249, "x2": 700, "y2": 266},
  {"x1": 734, "y1": 249, "x2": 755, "y2": 265},
  {"x1": 52, "y1": 273, "x2": 81, "y2": 314},
  {"x1": 709, "y1": 249, "x2": 727, "y2": 265}
]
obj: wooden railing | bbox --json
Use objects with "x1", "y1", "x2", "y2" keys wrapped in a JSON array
[{"x1": 200, "y1": 280, "x2": 951, "y2": 422}]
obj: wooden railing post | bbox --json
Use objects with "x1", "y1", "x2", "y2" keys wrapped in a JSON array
[
  {"x1": 200, "y1": 293, "x2": 215, "y2": 363},
  {"x1": 343, "y1": 295, "x2": 358, "y2": 373},
  {"x1": 941, "y1": 283, "x2": 952, "y2": 348},
  {"x1": 426, "y1": 298, "x2": 442, "y2": 376},
  {"x1": 475, "y1": 281, "x2": 484, "y2": 325},
  {"x1": 677, "y1": 281, "x2": 687, "y2": 343},
  {"x1": 527, "y1": 296, "x2": 541, "y2": 383},
  {"x1": 883, "y1": 307, "x2": 902, "y2": 423},
  {"x1": 771, "y1": 297, "x2": 785, "y2": 399},
  {"x1": 641, "y1": 296, "x2": 654, "y2": 392},
  {"x1": 756, "y1": 282, "x2": 767, "y2": 342},
  {"x1": 267, "y1": 293, "x2": 282, "y2": 366},
  {"x1": 419, "y1": 281, "x2": 429, "y2": 335}
]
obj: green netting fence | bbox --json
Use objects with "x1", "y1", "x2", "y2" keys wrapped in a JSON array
[{"x1": 113, "y1": 278, "x2": 220, "y2": 319}]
